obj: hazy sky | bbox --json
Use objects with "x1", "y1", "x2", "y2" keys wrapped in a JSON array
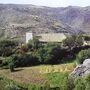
[{"x1": 0, "y1": 0, "x2": 90, "y2": 7}]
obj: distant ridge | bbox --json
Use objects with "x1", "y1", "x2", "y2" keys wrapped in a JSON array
[{"x1": 0, "y1": 4, "x2": 89, "y2": 38}]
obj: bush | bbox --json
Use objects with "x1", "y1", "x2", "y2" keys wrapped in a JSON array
[
  {"x1": 0, "y1": 39, "x2": 18, "y2": 56},
  {"x1": 46, "y1": 72, "x2": 69, "y2": 89},
  {"x1": 72, "y1": 74, "x2": 90, "y2": 90},
  {"x1": 34, "y1": 44, "x2": 66, "y2": 64},
  {"x1": 16, "y1": 44, "x2": 28, "y2": 55},
  {"x1": 0, "y1": 76, "x2": 25, "y2": 90},
  {"x1": 28, "y1": 37, "x2": 42, "y2": 50},
  {"x1": 74, "y1": 77, "x2": 85, "y2": 90},
  {"x1": 84, "y1": 75, "x2": 90, "y2": 90},
  {"x1": 77, "y1": 49, "x2": 90, "y2": 64},
  {"x1": 11, "y1": 53, "x2": 39, "y2": 67},
  {"x1": 5, "y1": 83, "x2": 20, "y2": 90},
  {"x1": 0, "y1": 56, "x2": 13, "y2": 69},
  {"x1": 10, "y1": 43, "x2": 68, "y2": 66}
]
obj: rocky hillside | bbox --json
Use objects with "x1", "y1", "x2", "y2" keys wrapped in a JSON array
[
  {"x1": 0, "y1": 4, "x2": 90, "y2": 38},
  {"x1": 70, "y1": 59, "x2": 90, "y2": 78},
  {"x1": 48, "y1": 6, "x2": 90, "y2": 33}
]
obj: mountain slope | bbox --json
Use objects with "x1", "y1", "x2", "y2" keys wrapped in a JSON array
[
  {"x1": 0, "y1": 4, "x2": 76, "y2": 38},
  {"x1": 46, "y1": 6, "x2": 90, "y2": 33},
  {"x1": 0, "y1": 4, "x2": 90, "y2": 39}
]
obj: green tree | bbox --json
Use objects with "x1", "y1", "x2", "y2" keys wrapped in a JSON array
[
  {"x1": 0, "y1": 39, "x2": 18, "y2": 56},
  {"x1": 34, "y1": 43, "x2": 65, "y2": 64},
  {"x1": 28, "y1": 37, "x2": 42, "y2": 50},
  {"x1": 63, "y1": 35, "x2": 83, "y2": 50}
]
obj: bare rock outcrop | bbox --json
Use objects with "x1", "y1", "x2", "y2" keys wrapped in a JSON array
[{"x1": 70, "y1": 59, "x2": 90, "y2": 78}]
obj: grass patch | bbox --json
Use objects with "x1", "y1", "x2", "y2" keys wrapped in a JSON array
[
  {"x1": 0, "y1": 62, "x2": 76, "y2": 88},
  {"x1": 39, "y1": 62, "x2": 76, "y2": 73},
  {"x1": 45, "y1": 72, "x2": 69, "y2": 88}
]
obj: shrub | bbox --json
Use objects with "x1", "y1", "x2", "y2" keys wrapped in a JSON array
[
  {"x1": 34, "y1": 43, "x2": 67, "y2": 64},
  {"x1": 5, "y1": 83, "x2": 20, "y2": 90},
  {"x1": 74, "y1": 77, "x2": 85, "y2": 90},
  {"x1": 77, "y1": 49, "x2": 90, "y2": 64},
  {"x1": 11, "y1": 53, "x2": 39, "y2": 67},
  {"x1": 0, "y1": 39, "x2": 18, "y2": 56},
  {"x1": 84, "y1": 75, "x2": 90, "y2": 90},
  {"x1": 46, "y1": 72, "x2": 69, "y2": 89},
  {"x1": 0, "y1": 56, "x2": 14, "y2": 69},
  {"x1": 28, "y1": 37, "x2": 42, "y2": 50},
  {"x1": 16, "y1": 44, "x2": 29, "y2": 55},
  {"x1": 72, "y1": 74, "x2": 90, "y2": 90}
]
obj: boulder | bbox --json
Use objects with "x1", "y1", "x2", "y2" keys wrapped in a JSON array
[
  {"x1": 83, "y1": 59, "x2": 90, "y2": 66},
  {"x1": 70, "y1": 59, "x2": 90, "y2": 78}
]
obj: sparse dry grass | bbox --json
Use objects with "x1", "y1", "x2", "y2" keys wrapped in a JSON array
[
  {"x1": 0, "y1": 63, "x2": 76, "y2": 85},
  {"x1": 39, "y1": 63, "x2": 76, "y2": 73}
]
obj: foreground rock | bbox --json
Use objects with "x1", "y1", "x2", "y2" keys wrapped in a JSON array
[{"x1": 70, "y1": 59, "x2": 90, "y2": 78}]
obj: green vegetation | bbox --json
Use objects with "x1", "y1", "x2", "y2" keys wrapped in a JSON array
[
  {"x1": 0, "y1": 73, "x2": 90, "y2": 90},
  {"x1": 77, "y1": 49, "x2": 90, "y2": 64},
  {"x1": 63, "y1": 35, "x2": 83, "y2": 50},
  {"x1": 0, "y1": 35, "x2": 90, "y2": 90},
  {"x1": 0, "y1": 35, "x2": 89, "y2": 69},
  {"x1": 0, "y1": 35, "x2": 89, "y2": 68},
  {"x1": 73, "y1": 75, "x2": 90, "y2": 90},
  {"x1": 46, "y1": 72, "x2": 69, "y2": 88},
  {"x1": 0, "y1": 35, "x2": 90, "y2": 69},
  {"x1": 0, "y1": 39, "x2": 67, "y2": 68},
  {"x1": 0, "y1": 39, "x2": 18, "y2": 57}
]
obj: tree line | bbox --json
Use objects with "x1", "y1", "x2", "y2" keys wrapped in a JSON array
[{"x1": 0, "y1": 35, "x2": 90, "y2": 69}]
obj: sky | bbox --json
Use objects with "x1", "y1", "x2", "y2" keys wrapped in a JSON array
[{"x1": 0, "y1": 0, "x2": 90, "y2": 7}]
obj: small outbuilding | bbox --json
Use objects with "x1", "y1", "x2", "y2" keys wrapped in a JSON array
[
  {"x1": 26, "y1": 32, "x2": 33, "y2": 43},
  {"x1": 37, "y1": 33, "x2": 67, "y2": 43}
]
